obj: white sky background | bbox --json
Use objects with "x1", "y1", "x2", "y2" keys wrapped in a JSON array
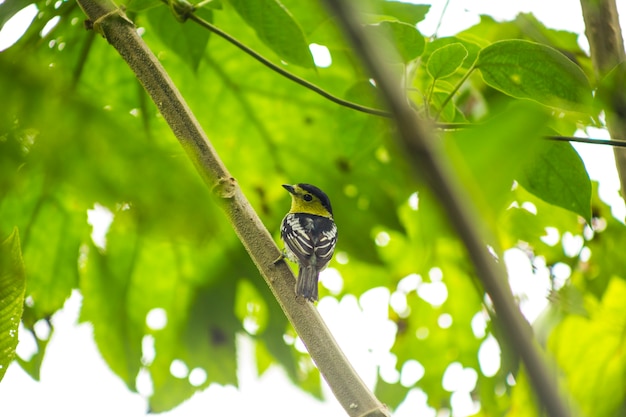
[{"x1": 1, "y1": 1, "x2": 626, "y2": 416}]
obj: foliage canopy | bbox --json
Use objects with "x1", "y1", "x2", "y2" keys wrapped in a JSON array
[{"x1": 1, "y1": 0, "x2": 625, "y2": 415}]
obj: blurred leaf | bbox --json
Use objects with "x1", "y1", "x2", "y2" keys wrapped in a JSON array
[
  {"x1": 145, "y1": 6, "x2": 212, "y2": 72},
  {"x1": 21, "y1": 197, "x2": 86, "y2": 317},
  {"x1": 445, "y1": 102, "x2": 550, "y2": 224},
  {"x1": 518, "y1": 141, "x2": 592, "y2": 224},
  {"x1": 14, "y1": 317, "x2": 51, "y2": 381},
  {"x1": 391, "y1": 262, "x2": 484, "y2": 409},
  {"x1": 375, "y1": 1, "x2": 430, "y2": 25},
  {"x1": 595, "y1": 61, "x2": 626, "y2": 121},
  {"x1": 366, "y1": 20, "x2": 425, "y2": 63},
  {"x1": 122, "y1": 0, "x2": 161, "y2": 12},
  {"x1": 0, "y1": 0, "x2": 34, "y2": 30},
  {"x1": 0, "y1": 228, "x2": 26, "y2": 382},
  {"x1": 506, "y1": 366, "x2": 541, "y2": 417},
  {"x1": 80, "y1": 219, "x2": 144, "y2": 391},
  {"x1": 374, "y1": 375, "x2": 409, "y2": 409},
  {"x1": 380, "y1": 1, "x2": 431, "y2": 25},
  {"x1": 476, "y1": 40, "x2": 592, "y2": 111},
  {"x1": 427, "y1": 42, "x2": 468, "y2": 80},
  {"x1": 549, "y1": 278, "x2": 626, "y2": 417},
  {"x1": 344, "y1": 80, "x2": 381, "y2": 108},
  {"x1": 80, "y1": 207, "x2": 246, "y2": 411},
  {"x1": 227, "y1": 0, "x2": 314, "y2": 68}
]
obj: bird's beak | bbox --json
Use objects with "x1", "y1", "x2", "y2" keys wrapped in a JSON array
[{"x1": 282, "y1": 184, "x2": 296, "y2": 194}]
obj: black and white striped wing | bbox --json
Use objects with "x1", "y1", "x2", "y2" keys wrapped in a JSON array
[
  {"x1": 281, "y1": 214, "x2": 314, "y2": 264},
  {"x1": 313, "y1": 220, "x2": 337, "y2": 268},
  {"x1": 281, "y1": 214, "x2": 336, "y2": 268}
]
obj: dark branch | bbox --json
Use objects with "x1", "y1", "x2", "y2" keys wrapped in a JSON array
[{"x1": 321, "y1": 1, "x2": 572, "y2": 417}]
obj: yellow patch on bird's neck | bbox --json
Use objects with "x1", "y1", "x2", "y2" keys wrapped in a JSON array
[{"x1": 289, "y1": 197, "x2": 332, "y2": 218}]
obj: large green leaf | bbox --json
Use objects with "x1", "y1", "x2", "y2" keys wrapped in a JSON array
[
  {"x1": 375, "y1": 1, "x2": 430, "y2": 25},
  {"x1": 0, "y1": 228, "x2": 26, "y2": 382},
  {"x1": 0, "y1": 0, "x2": 35, "y2": 30},
  {"x1": 517, "y1": 140, "x2": 592, "y2": 224},
  {"x1": 80, "y1": 207, "x2": 248, "y2": 411},
  {"x1": 226, "y1": 0, "x2": 314, "y2": 68},
  {"x1": 21, "y1": 196, "x2": 85, "y2": 317},
  {"x1": 476, "y1": 39, "x2": 592, "y2": 111},
  {"x1": 365, "y1": 20, "x2": 425, "y2": 63},
  {"x1": 549, "y1": 278, "x2": 626, "y2": 417},
  {"x1": 445, "y1": 102, "x2": 551, "y2": 224}
]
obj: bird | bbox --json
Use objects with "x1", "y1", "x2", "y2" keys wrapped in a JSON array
[{"x1": 280, "y1": 183, "x2": 337, "y2": 302}]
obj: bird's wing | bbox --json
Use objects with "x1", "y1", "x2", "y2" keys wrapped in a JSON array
[
  {"x1": 282, "y1": 214, "x2": 316, "y2": 264},
  {"x1": 313, "y1": 220, "x2": 336, "y2": 267}
]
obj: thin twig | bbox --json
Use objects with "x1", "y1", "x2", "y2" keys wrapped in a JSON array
[
  {"x1": 436, "y1": 123, "x2": 626, "y2": 147},
  {"x1": 432, "y1": 0, "x2": 451, "y2": 39},
  {"x1": 321, "y1": 1, "x2": 572, "y2": 417},
  {"x1": 174, "y1": 1, "x2": 391, "y2": 118},
  {"x1": 546, "y1": 135, "x2": 626, "y2": 147},
  {"x1": 433, "y1": 64, "x2": 474, "y2": 121}
]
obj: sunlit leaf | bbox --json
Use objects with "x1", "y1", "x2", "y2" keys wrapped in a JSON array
[
  {"x1": 445, "y1": 102, "x2": 551, "y2": 223},
  {"x1": 366, "y1": 20, "x2": 425, "y2": 63},
  {"x1": 476, "y1": 40, "x2": 592, "y2": 111},
  {"x1": 0, "y1": 229, "x2": 26, "y2": 382},
  {"x1": 376, "y1": 1, "x2": 430, "y2": 25},
  {"x1": 0, "y1": 0, "x2": 35, "y2": 31},
  {"x1": 517, "y1": 140, "x2": 592, "y2": 224},
  {"x1": 549, "y1": 278, "x2": 626, "y2": 417},
  {"x1": 227, "y1": 0, "x2": 314, "y2": 68},
  {"x1": 427, "y1": 43, "x2": 468, "y2": 80}
]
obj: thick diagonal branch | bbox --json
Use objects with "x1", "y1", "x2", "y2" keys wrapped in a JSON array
[
  {"x1": 321, "y1": 1, "x2": 571, "y2": 417},
  {"x1": 74, "y1": 1, "x2": 388, "y2": 416},
  {"x1": 580, "y1": 0, "x2": 626, "y2": 200}
]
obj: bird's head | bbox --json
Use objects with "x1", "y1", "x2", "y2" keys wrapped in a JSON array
[{"x1": 282, "y1": 183, "x2": 333, "y2": 217}]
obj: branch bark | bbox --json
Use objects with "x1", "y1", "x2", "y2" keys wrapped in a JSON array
[
  {"x1": 321, "y1": 1, "x2": 572, "y2": 417},
  {"x1": 580, "y1": 0, "x2": 626, "y2": 200},
  {"x1": 74, "y1": 1, "x2": 389, "y2": 416}
]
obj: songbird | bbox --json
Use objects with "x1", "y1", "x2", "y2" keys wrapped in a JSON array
[{"x1": 280, "y1": 183, "x2": 337, "y2": 302}]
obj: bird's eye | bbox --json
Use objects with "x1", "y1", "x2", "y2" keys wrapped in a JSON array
[{"x1": 303, "y1": 194, "x2": 313, "y2": 202}]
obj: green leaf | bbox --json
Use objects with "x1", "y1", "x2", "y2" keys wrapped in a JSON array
[
  {"x1": 476, "y1": 39, "x2": 592, "y2": 111},
  {"x1": 445, "y1": 102, "x2": 550, "y2": 219},
  {"x1": 517, "y1": 140, "x2": 592, "y2": 224},
  {"x1": 427, "y1": 43, "x2": 468, "y2": 80},
  {"x1": 21, "y1": 197, "x2": 85, "y2": 317},
  {"x1": 549, "y1": 278, "x2": 626, "y2": 417},
  {"x1": 374, "y1": 375, "x2": 409, "y2": 409},
  {"x1": 0, "y1": 228, "x2": 26, "y2": 382},
  {"x1": 227, "y1": 0, "x2": 314, "y2": 68},
  {"x1": 366, "y1": 21, "x2": 425, "y2": 63},
  {"x1": 122, "y1": 0, "x2": 161, "y2": 12},
  {"x1": 146, "y1": 6, "x2": 212, "y2": 72},
  {"x1": 0, "y1": 0, "x2": 34, "y2": 31},
  {"x1": 376, "y1": 1, "x2": 430, "y2": 25},
  {"x1": 14, "y1": 322, "x2": 51, "y2": 381},
  {"x1": 80, "y1": 226, "x2": 144, "y2": 391}
]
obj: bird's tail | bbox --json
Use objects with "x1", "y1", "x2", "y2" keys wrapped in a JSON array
[{"x1": 296, "y1": 265, "x2": 319, "y2": 302}]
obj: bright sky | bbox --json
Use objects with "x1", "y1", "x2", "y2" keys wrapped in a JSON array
[{"x1": 1, "y1": 1, "x2": 625, "y2": 416}]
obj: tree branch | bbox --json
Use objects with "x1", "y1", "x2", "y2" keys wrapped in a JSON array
[
  {"x1": 165, "y1": 0, "x2": 391, "y2": 118},
  {"x1": 74, "y1": 1, "x2": 389, "y2": 416},
  {"x1": 321, "y1": 1, "x2": 571, "y2": 417},
  {"x1": 580, "y1": 0, "x2": 626, "y2": 200}
]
